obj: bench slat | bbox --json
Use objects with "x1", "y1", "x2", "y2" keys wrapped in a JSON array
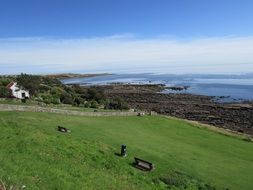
[{"x1": 134, "y1": 157, "x2": 154, "y2": 171}]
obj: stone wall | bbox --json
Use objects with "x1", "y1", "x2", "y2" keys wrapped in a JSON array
[{"x1": 0, "y1": 104, "x2": 141, "y2": 117}]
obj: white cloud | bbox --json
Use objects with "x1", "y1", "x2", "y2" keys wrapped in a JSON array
[{"x1": 0, "y1": 35, "x2": 253, "y2": 74}]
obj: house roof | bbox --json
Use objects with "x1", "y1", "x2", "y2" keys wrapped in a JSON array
[{"x1": 6, "y1": 82, "x2": 15, "y2": 89}]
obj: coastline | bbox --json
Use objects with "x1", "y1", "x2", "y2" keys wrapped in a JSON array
[
  {"x1": 61, "y1": 72, "x2": 253, "y2": 102},
  {"x1": 79, "y1": 83, "x2": 253, "y2": 136}
]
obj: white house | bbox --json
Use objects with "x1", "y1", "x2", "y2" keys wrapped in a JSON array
[{"x1": 7, "y1": 82, "x2": 30, "y2": 99}]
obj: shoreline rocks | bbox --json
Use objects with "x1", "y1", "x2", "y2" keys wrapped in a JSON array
[{"x1": 96, "y1": 84, "x2": 253, "y2": 135}]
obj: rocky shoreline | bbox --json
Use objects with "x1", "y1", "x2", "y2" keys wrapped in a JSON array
[{"x1": 87, "y1": 84, "x2": 253, "y2": 136}]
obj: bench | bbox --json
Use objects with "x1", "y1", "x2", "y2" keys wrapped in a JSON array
[
  {"x1": 134, "y1": 157, "x2": 154, "y2": 171},
  {"x1": 137, "y1": 112, "x2": 145, "y2": 116},
  {"x1": 57, "y1": 126, "x2": 70, "y2": 133}
]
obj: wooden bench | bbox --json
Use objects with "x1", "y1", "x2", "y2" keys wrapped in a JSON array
[
  {"x1": 57, "y1": 126, "x2": 70, "y2": 133},
  {"x1": 134, "y1": 157, "x2": 154, "y2": 171},
  {"x1": 137, "y1": 112, "x2": 145, "y2": 116}
]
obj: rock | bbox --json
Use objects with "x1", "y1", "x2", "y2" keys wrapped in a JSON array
[{"x1": 105, "y1": 91, "x2": 253, "y2": 135}]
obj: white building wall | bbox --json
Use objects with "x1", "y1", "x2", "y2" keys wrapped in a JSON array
[{"x1": 10, "y1": 83, "x2": 30, "y2": 99}]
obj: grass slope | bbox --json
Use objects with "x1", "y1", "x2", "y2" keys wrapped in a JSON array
[{"x1": 0, "y1": 111, "x2": 252, "y2": 190}]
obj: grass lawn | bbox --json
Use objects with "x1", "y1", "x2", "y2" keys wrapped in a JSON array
[{"x1": 0, "y1": 111, "x2": 252, "y2": 190}]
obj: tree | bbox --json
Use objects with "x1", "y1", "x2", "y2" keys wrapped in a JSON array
[
  {"x1": 72, "y1": 84, "x2": 86, "y2": 94},
  {"x1": 16, "y1": 73, "x2": 41, "y2": 96},
  {"x1": 60, "y1": 92, "x2": 73, "y2": 104},
  {"x1": 0, "y1": 78, "x2": 12, "y2": 87},
  {"x1": 86, "y1": 88, "x2": 105, "y2": 101},
  {"x1": 0, "y1": 87, "x2": 11, "y2": 98},
  {"x1": 73, "y1": 97, "x2": 84, "y2": 106}
]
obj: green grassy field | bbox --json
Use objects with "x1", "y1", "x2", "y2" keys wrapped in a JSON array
[{"x1": 0, "y1": 111, "x2": 252, "y2": 190}]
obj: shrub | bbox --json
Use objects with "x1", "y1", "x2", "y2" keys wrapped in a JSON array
[
  {"x1": 39, "y1": 93, "x2": 60, "y2": 104},
  {"x1": 50, "y1": 87, "x2": 64, "y2": 95},
  {"x1": 16, "y1": 73, "x2": 41, "y2": 96},
  {"x1": 90, "y1": 100, "x2": 99, "y2": 108},
  {"x1": 38, "y1": 84, "x2": 51, "y2": 92},
  {"x1": 242, "y1": 136, "x2": 252, "y2": 142},
  {"x1": 41, "y1": 94, "x2": 51, "y2": 104},
  {"x1": 60, "y1": 92, "x2": 73, "y2": 104},
  {"x1": 86, "y1": 88, "x2": 105, "y2": 101},
  {"x1": 84, "y1": 101, "x2": 90, "y2": 108},
  {"x1": 159, "y1": 170, "x2": 216, "y2": 190},
  {"x1": 42, "y1": 76, "x2": 62, "y2": 86},
  {"x1": 73, "y1": 97, "x2": 84, "y2": 106},
  {"x1": 105, "y1": 98, "x2": 129, "y2": 110},
  {"x1": 0, "y1": 78, "x2": 12, "y2": 86},
  {"x1": 72, "y1": 84, "x2": 86, "y2": 94},
  {"x1": 0, "y1": 87, "x2": 11, "y2": 98},
  {"x1": 51, "y1": 97, "x2": 60, "y2": 104}
]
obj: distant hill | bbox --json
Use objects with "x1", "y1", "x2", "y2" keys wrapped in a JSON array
[{"x1": 46, "y1": 73, "x2": 111, "y2": 80}]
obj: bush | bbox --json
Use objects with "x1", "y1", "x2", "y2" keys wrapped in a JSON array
[
  {"x1": 0, "y1": 78, "x2": 12, "y2": 86},
  {"x1": 16, "y1": 74, "x2": 63, "y2": 96},
  {"x1": 51, "y1": 97, "x2": 60, "y2": 104},
  {"x1": 16, "y1": 73, "x2": 41, "y2": 96},
  {"x1": 73, "y1": 97, "x2": 84, "y2": 106},
  {"x1": 242, "y1": 136, "x2": 252, "y2": 142},
  {"x1": 0, "y1": 86, "x2": 11, "y2": 98},
  {"x1": 39, "y1": 93, "x2": 60, "y2": 104},
  {"x1": 60, "y1": 92, "x2": 73, "y2": 104},
  {"x1": 72, "y1": 84, "x2": 86, "y2": 94},
  {"x1": 84, "y1": 101, "x2": 90, "y2": 108},
  {"x1": 38, "y1": 84, "x2": 51, "y2": 92},
  {"x1": 42, "y1": 76, "x2": 62, "y2": 86},
  {"x1": 159, "y1": 170, "x2": 216, "y2": 190},
  {"x1": 41, "y1": 94, "x2": 52, "y2": 104},
  {"x1": 104, "y1": 98, "x2": 129, "y2": 110},
  {"x1": 86, "y1": 88, "x2": 105, "y2": 101},
  {"x1": 50, "y1": 87, "x2": 64, "y2": 95},
  {"x1": 90, "y1": 100, "x2": 99, "y2": 108}
]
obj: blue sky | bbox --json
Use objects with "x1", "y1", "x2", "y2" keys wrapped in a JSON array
[{"x1": 0, "y1": 0, "x2": 253, "y2": 74}]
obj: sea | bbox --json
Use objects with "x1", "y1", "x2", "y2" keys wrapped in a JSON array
[{"x1": 61, "y1": 73, "x2": 253, "y2": 103}]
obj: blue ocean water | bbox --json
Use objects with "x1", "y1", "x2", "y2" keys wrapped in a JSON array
[{"x1": 61, "y1": 73, "x2": 253, "y2": 102}]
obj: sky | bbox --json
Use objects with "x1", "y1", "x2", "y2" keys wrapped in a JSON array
[{"x1": 0, "y1": 0, "x2": 253, "y2": 74}]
